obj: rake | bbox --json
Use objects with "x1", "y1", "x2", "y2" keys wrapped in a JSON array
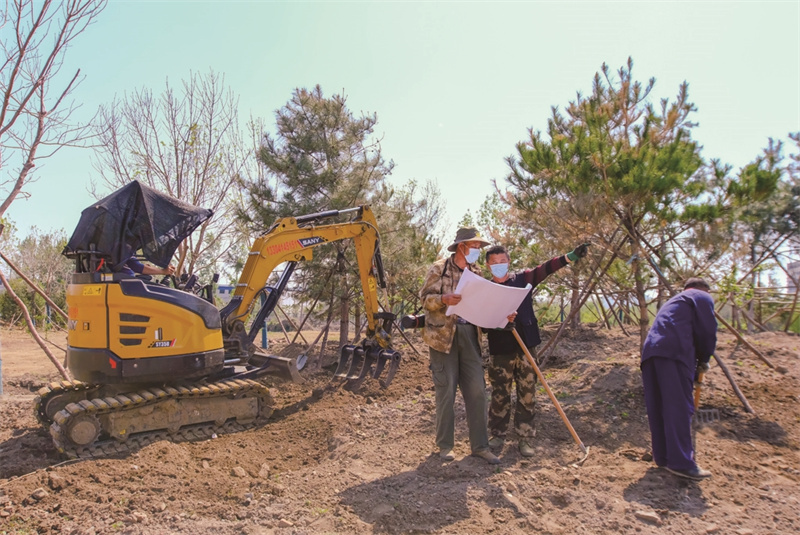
[{"x1": 693, "y1": 369, "x2": 721, "y2": 425}]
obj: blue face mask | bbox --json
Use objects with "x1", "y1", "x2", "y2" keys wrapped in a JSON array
[
  {"x1": 464, "y1": 247, "x2": 481, "y2": 264},
  {"x1": 489, "y1": 263, "x2": 509, "y2": 278}
]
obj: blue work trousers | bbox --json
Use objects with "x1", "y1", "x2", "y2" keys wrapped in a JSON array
[{"x1": 641, "y1": 356, "x2": 696, "y2": 471}]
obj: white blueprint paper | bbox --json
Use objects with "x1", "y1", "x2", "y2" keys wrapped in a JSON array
[{"x1": 445, "y1": 268, "x2": 532, "y2": 329}]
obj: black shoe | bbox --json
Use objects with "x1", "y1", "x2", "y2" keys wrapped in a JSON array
[{"x1": 665, "y1": 466, "x2": 711, "y2": 481}]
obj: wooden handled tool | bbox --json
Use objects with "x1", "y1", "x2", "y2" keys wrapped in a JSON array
[{"x1": 512, "y1": 328, "x2": 588, "y2": 458}]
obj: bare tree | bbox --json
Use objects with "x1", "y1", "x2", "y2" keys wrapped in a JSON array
[
  {"x1": 92, "y1": 70, "x2": 255, "y2": 277},
  {"x1": 0, "y1": 0, "x2": 106, "y2": 218}
]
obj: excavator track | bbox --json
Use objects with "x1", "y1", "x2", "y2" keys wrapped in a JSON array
[
  {"x1": 34, "y1": 380, "x2": 99, "y2": 427},
  {"x1": 48, "y1": 379, "x2": 273, "y2": 459}
]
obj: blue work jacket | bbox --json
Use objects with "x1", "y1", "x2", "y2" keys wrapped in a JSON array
[{"x1": 641, "y1": 289, "x2": 718, "y2": 371}]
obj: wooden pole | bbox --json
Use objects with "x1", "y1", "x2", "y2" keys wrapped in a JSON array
[
  {"x1": 274, "y1": 306, "x2": 293, "y2": 344},
  {"x1": 713, "y1": 311, "x2": 776, "y2": 369},
  {"x1": 713, "y1": 350, "x2": 755, "y2": 414},
  {"x1": 289, "y1": 269, "x2": 336, "y2": 345},
  {"x1": 0, "y1": 271, "x2": 70, "y2": 380},
  {"x1": 512, "y1": 328, "x2": 587, "y2": 456},
  {"x1": 392, "y1": 320, "x2": 423, "y2": 357},
  {"x1": 539, "y1": 234, "x2": 625, "y2": 368},
  {"x1": 0, "y1": 249, "x2": 67, "y2": 321}
]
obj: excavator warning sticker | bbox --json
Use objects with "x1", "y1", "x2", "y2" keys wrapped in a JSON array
[
  {"x1": 266, "y1": 236, "x2": 326, "y2": 256},
  {"x1": 148, "y1": 339, "x2": 176, "y2": 348},
  {"x1": 82, "y1": 286, "x2": 103, "y2": 296}
]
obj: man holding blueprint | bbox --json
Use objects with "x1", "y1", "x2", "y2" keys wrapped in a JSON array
[{"x1": 419, "y1": 227, "x2": 502, "y2": 465}]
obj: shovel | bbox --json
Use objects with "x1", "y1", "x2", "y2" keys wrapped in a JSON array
[{"x1": 511, "y1": 328, "x2": 589, "y2": 462}]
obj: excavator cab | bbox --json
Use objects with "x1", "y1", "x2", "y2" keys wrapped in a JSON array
[{"x1": 62, "y1": 181, "x2": 225, "y2": 385}]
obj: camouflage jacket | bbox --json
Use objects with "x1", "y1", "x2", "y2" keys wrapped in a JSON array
[{"x1": 419, "y1": 255, "x2": 482, "y2": 354}]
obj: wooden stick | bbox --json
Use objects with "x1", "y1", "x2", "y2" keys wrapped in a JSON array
[
  {"x1": 277, "y1": 304, "x2": 308, "y2": 344},
  {"x1": 512, "y1": 328, "x2": 587, "y2": 456},
  {"x1": 290, "y1": 269, "x2": 336, "y2": 345},
  {"x1": 0, "y1": 249, "x2": 67, "y2": 320},
  {"x1": 713, "y1": 311, "x2": 775, "y2": 369},
  {"x1": 274, "y1": 306, "x2": 293, "y2": 344},
  {"x1": 0, "y1": 271, "x2": 70, "y2": 380},
  {"x1": 713, "y1": 351, "x2": 755, "y2": 414},
  {"x1": 392, "y1": 320, "x2": 423, "y2": 357}
]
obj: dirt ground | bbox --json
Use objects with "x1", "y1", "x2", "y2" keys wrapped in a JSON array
[{"x1": 1, "y1": 323, "x2": 798, "y2": 535}]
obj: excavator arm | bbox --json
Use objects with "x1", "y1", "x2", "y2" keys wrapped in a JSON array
[{"x1": 219, "y1": 206, "x2": 399, "y2": 385}]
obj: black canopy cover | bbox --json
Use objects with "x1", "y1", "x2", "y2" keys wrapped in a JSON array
[{"x1": 65, "y1": 181, "x2": 213, "y2": 270}]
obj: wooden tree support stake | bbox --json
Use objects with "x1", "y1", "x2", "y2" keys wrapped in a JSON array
[
  {"x1": 0, "y1": 271, "x2": 70, "y2": 381},
  {"x1": 713, "y1": 350, "x2": 755, "y2": 415},
  {"x1": 713, "y1": 311, "x2": 776, "y2": 370},
  {"x1": 0, "y1": 249, "x2": 67, "y2": 321},
  {"x1": 392, "y1": 320, "x2": 423, "y2": 357},
  {"x1": 277, "y1": 304, "x2": 308, "y2": 344}
]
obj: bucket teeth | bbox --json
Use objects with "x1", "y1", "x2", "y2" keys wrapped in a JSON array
[
  {"x1": 694, "y1": 408, "x2": 721, "y2": 424},
  {"x1": 345, "y1": 347, "x2": 366, "y2": 379},
  {"x1": 334, "y1": 345, "x2": 355, "y2": 378},
  {"x1": 375, "y1": 350, "x2": 401, "y2": 387},
  {"x1": 351, "y1": 348, "x2": 378, "y2": 380},
  {"x1": 333, "y1": 344, "x2": 401, "y2": 387}
]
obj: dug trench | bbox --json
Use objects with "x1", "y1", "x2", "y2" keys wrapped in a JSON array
[{"x1": 0, "y1": 325, "x2": 798, "y2": 534}]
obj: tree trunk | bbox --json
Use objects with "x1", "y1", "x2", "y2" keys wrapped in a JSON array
[
  {"x1": 339, "y1": 279, "x2": 350, "y2": 349},
  {"x1": 316, "y1": 295, "x2": 335, "y2": 369},
  {"x1": 633, "y1": 259, "x2": 649, "y2": 348},
  {"x1": 353, "y1": 302, "x2": 362, "y2": 343},
  {"x1": 569, "y1": 271, "x2": 581, "y2": 329}
]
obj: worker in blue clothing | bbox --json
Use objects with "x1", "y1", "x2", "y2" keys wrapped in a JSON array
[{"x1": 641, "y1": 277, "x2": 717, "y2": 481}]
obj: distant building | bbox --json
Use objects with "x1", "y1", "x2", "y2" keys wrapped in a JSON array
[{"x1": 788, "y1": 261, "x2": 800, "y2": 293}]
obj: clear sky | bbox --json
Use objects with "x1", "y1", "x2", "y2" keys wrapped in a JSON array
[{"x1": 5, "y1": 0, "x2": 800, "y2": 240}]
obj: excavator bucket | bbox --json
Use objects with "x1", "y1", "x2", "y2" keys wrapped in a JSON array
[
  {"x1": 248, "y1": 351, "x2": 305, "y2": 383},
  {"x1": 374, "y1": 349, "x2": 401, "y2": 387},
  {"x1": 334, "y1": 345, "x2": 355, "y2": 378},
  {"x1": 345, "y1": 347, "x2": 366, "y2": 379},
  {"x1": 334, "y1": 344, "x2": 401, "y2": 387},
  {"x1": 348, "y1": 347, "x2": 378, "y2": 380}
]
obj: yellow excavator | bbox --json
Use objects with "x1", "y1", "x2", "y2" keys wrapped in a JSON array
[{"x1": 34, "y1": 181, "x2": 401, "y2": 458}]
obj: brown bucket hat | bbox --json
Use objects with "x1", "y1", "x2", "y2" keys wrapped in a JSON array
[{"x1": 447, "y1": 227, "x2": 491, "y2": 252}]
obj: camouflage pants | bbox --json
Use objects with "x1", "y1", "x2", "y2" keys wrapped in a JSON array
[{"x1": 488, "y1": 347, "x2": 538, "y2": 439}]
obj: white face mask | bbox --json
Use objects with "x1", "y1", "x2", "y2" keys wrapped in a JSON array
[
  {"x1": 464, "y1": 247, "x2": 481, "y2": 264},
  {"x1": 489, "y1": 263, "x2": 509, "y2": 278}
]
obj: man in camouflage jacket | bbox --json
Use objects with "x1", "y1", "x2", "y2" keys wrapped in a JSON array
[
  {"x1": 419, "y1": 227, "x2": 500, "y2": 465},
  {"x1": 484, "y1": 243, "x2": 589, "y2": 456}
]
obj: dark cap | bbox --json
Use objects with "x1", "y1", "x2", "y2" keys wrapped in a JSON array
[{"x1": 684, "y1": 277, "x2": 710, "y2": 291}]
